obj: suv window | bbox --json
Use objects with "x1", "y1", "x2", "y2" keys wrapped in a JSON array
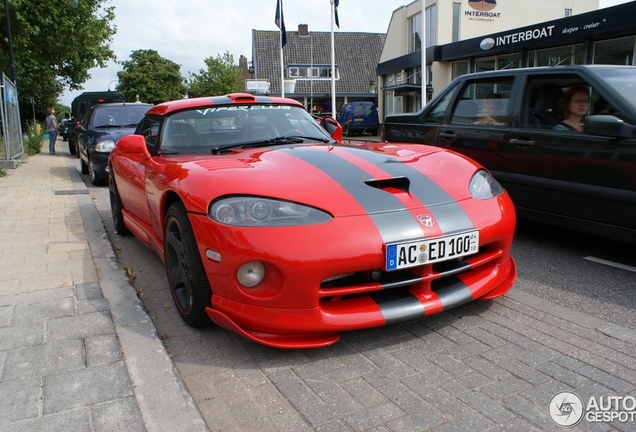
[
  {"x1": 450, "y1": 79, "x2": 514, "y2": 126},
  {"x1": 424, "y1": 84, "x2": 459, "y2": 124}
]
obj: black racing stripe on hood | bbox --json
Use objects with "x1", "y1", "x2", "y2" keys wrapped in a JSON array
[
  {"x1": 280, "y1": 147, "x2": 422, "y2": 244},
  {"x1": 338, "y1": 147, "x2": 475, "y2": 234}
]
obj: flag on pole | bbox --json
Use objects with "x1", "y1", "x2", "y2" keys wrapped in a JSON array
[
  {"x1": 334, "y1": 0, "x2": 340, "y2": 28},
  {"x1": 275, "y1": 0, "x2": 287, "y2": 47}
]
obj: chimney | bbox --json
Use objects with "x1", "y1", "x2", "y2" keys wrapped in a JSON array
[{"x1": 298, "y1": 24, "x2": 309, "y2": 37}]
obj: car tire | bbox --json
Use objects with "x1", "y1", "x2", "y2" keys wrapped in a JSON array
[
  {"x1": 89, "y1": 160, "x2": 106, "y2": 186},
  {"x1": 80, "y1": 156, "x2": 89, "y2": 175},
  {"x1": 109, "y1": 175, "x2": 131, "y2": 236},
  {"x1": 164, "y1": 202, "x2": 212, "y2": 328},
  {"x1": 371, "y1": 129, "x2": 378, "y2": 136}
]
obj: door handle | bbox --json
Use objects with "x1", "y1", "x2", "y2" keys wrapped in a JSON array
[
  {"x1": 439, "y1": 132, "x2": 457, "y2": 139},
  {"x1": 509, "y1": 138, "x2": 535, "y2": 146}
]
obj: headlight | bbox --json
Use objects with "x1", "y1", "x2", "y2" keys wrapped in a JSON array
[
  {"x1": 210, "y1": 196, "x2": 332, "y2": 226},
  {"x1": 469, "y1": 170, "x2": 504, "y2": 200},
  {"x1": 95, "y1": 140, "x2": 116, "y2": 152}
]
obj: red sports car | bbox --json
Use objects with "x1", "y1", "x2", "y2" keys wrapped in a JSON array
[{"x1": 109, "y1": 93, "x2": 516, "y2": 349}]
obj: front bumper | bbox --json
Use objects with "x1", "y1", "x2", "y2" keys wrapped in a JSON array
[
  {"x1": 89, "y1": 151, "x2": 111, "y2": 177},
  {"x1": 191, "y1": 194, "x2": 516, "y2": 348}
]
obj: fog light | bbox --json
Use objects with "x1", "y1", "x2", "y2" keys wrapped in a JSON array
[
  {"x1": 370, "y1": 270, "x2": 382, "y2": 281},
  {"x1": 237, "y1": 261, "x2": 265, "y2": 288}
]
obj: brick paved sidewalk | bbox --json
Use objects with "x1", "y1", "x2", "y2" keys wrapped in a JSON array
[{"x1": 0, "y1": 140, "x2": 206, "y2": 431}]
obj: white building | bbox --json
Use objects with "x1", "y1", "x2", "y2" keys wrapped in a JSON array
[{"x1": 378, "y1": 0, "x2": 605, "y2": 119}]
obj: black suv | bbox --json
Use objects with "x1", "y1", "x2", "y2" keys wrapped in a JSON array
[
  {"x1": 75, "y1": 102, "x2": 151, "y2": 185},
  {"x1": 383, "y1": 65, "x2": 636, "y2": 244}
]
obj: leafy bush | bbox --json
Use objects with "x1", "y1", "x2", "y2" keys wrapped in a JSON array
[{"x1": 23, "y1": 122, "x2": 44, "y2": 156}]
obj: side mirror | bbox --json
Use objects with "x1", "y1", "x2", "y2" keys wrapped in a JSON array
[
  {"x1": 116, "y1": 134, "x2": 150, "y2": 157},
  {"x1": 583, "y1": 115, "x2": 636, "y2": 138},
  {"x1": 318, "y1": 116, "x2": 342, "y2": 143},
  {"x1": 74, "y1": 125, "x2": 86, "y2": 134}
]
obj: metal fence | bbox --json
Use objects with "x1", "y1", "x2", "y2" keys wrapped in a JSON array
[{"x1": 1, "y1": 73, "x2": 24, "y2": 163}]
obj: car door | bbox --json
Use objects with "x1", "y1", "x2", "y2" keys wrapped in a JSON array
[
  {"x1": 433, "y1": 76, "x2": 517, "y2": 177},
  {"x1": 511, "y1": 72, "x2": 636, "y2": 232},
  {"x1": 76, "y1": 107, "x2": 95, "y2": 162},
  {"x1": 113, "y1": 117, "x2": 162, "y2": 229}
]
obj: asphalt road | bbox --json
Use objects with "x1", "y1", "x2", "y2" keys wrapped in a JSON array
[{"x1": 80, "y1": 161, "x2": 636, "y2": 430}]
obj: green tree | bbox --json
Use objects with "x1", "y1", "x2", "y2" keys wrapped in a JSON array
[
  {"x1": 0, "y1": 0, "x2": 116, "y2": 123},
  {"x1": 187, "y1": 52, "x2": 242, "y2": 98},
  {"x1": 116, "y1": 49, "x2": 187, "y2": 104}
]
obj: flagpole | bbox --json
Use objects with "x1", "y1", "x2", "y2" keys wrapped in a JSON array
[
  {"x1": 421, "y1": 0, "x2": 427, "y2": 107},
  {"x1": 280, "y1": 0, "x2": 285, "y2": 97},
  {"x1": 330, "y1": 0, "x2": 336, "y2": 117}
]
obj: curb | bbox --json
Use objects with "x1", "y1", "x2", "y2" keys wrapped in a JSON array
[{"x1": 65, "y1": 158, "x2": 208, "y2": 432}]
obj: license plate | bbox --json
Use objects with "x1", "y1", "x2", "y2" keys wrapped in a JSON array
[
  {"x1": 354, "y1": 117, "x2": 363, "y2": 122},
  {"x1": 385, "y1": 231, "x2": 479, "y2": 271}
]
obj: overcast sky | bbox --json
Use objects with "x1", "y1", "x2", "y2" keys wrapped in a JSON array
[{"x1": 59, "y1": 0, "x2": 631, "y2": 106}]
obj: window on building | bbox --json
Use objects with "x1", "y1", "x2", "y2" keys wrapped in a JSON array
[
  {"x1": 287, "y1": 64, "x2": 339, "y2": 80},
  {"x1": 565, "y1": 9, "x2": 572, "y2": 17},
  {"x1": 498, "y1": 54, "x2": 521, "y2": 70},
  {"x1": 408, "y1": 13, "x2": 421, "y2": 53},
  {"x1": 452, "y1": 61, "x2": 469, "y2": 80},
  {"x1": 408, "y1": 6, "x2": 436, "y2": 54},
  {"x1": 475, "y1": 57, "x2": 496, "y2": 73},
  {"x1": 594, "y1": 36, "x2": 636, "y2": 65},
  {"x1": 531, "y1": 45, "x2": 585, "y2": 67},
  {"x1": 426, "y1": 5, "x2": 437, "y2": 48},
  {"x1": 452, "y1": 3, "x2": 461, "y2": 42}
]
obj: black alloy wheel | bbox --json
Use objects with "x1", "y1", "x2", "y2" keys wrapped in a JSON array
[
  {"x1": 89, "y1": 159, "x2": 106, "y2": 186},
  {"x1": 164, "y1": 202, "x2": 212, "y2": 327}
]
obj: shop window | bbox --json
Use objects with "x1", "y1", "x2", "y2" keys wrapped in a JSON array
[
  {"x1": 594, "y1": 37, "x2": 635, "y2": 65},
  {"x1": 475, "y1": 58, "x2": 496, "y2": 73},
  {"x1": 452, "y1": 61, "x2": 469, "y2": 80},
  {"x1": 498, "y1": 54, "x2": 521, "y2": 70}
]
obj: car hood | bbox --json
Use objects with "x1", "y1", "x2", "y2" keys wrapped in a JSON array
[
  {"x1": 90, "y1": 126, "x2": 137, "y2": 142},
  {"x1": 161, "y1": 143, "x2": 481, "y2": 220}
]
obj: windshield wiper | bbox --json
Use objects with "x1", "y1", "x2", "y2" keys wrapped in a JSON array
[
  {"x1": 211, "y1": 136, "x2": 305, "y2": 154},
  {"x1": 94, "y1": 125, "x2": 122, "y2": 128}
]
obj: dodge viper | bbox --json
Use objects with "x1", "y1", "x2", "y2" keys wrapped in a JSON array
[{"x1": 108, "y1": 93, "x2": 517, "y2": 348}]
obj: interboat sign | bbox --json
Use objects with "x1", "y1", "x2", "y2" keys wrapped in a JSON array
[
  {"x1": 481, "y1": 25, "x2": 556, "y2": 50},
  {"x1": 466, "y1": 0, "x2": 500, "y2": 22}
]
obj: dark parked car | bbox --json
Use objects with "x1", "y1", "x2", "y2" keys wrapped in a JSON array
[
  {"x1": 58, "y1": 118, "x2": 71, "y2": 141},
  {"x1": 75, "y1": 102, "x2": 151, "y2": 185},
  {"x1": 383, "y1": 65, "x2": 636, "y2": 244},
  {"x1": 337, "y1": 101, "x2": 379, "y2": 136},
  {"x1": 68, "y1": 91, "x2": 126, "y2": 156}
]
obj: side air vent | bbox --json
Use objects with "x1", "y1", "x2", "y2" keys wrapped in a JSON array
[{"x1": 365, "y1": 177, "x2": 410, "y2": 193}]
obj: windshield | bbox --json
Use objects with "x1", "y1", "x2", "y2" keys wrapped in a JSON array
[
  {"x1": 160, "y1": 105, "x2": 333, "y2": 153},
  {"x1": 93, "y1": 104, "x2": 150, "y2": 128},
  {"x1": 592, "y1": 67, "x2": 636, "y2": 113}
]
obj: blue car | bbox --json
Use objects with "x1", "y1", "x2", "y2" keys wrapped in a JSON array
[
  {"x1": 75, "y1": 102, "x2": 151, "y2": 185},
  {"x1": 336, "y1": 101, "x2": 379, "y2": 137}
]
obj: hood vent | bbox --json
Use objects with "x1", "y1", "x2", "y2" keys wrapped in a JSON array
[{"x1": 365, "y1": 177, "x2": 410, "y2": 193}]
